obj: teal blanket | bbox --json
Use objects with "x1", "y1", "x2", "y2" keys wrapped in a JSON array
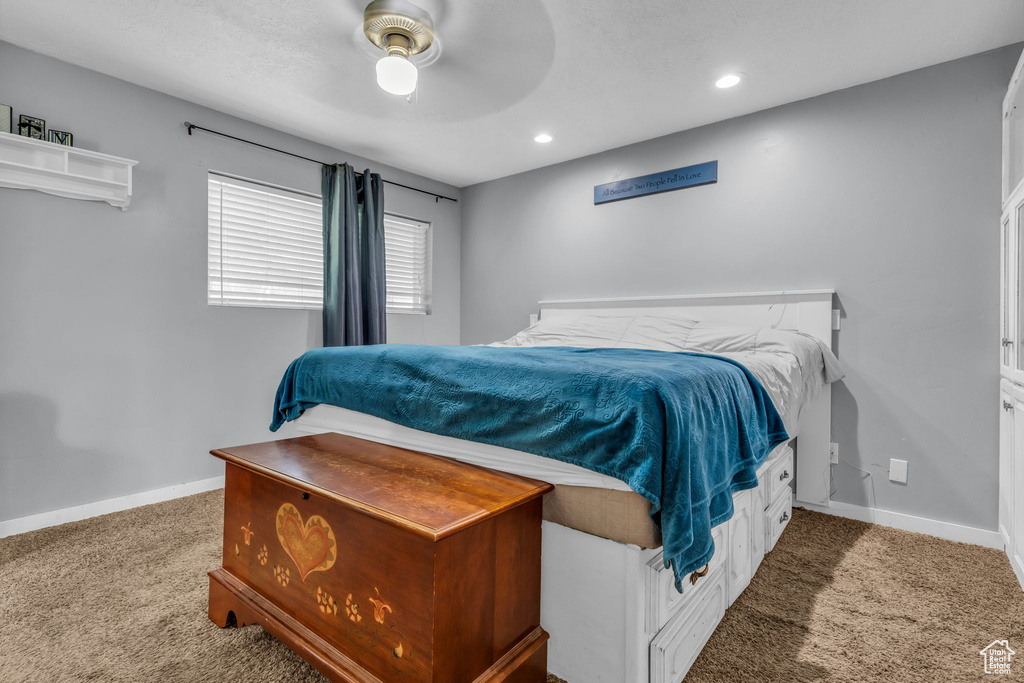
[{"x1": 271, "y1": 344, "x2": 787, "y2": 589}]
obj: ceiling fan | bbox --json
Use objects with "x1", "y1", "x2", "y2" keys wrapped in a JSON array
[{"x1": 362, "y1": 0, "x2": 437, "y2": 96}]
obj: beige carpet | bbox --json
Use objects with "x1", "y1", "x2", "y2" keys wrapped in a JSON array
[
  {"x1": 686, "y1": 509, "x2": 1024, "y2": 683},
  {"x1": 0, "y1": 492, "x2": 1021, "y2": 682}
]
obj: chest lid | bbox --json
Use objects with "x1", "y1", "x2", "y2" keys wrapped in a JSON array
[{"x1": 212, "y1": 432, "x2": 552, "y2": 541}]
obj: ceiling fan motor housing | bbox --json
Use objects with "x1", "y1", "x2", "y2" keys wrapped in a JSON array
[{"x1": 363, "y1": 0, "x2": 435, "y2": 58}]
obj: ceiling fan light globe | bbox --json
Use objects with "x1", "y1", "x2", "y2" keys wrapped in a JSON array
[{"x1": 376, "y1": 55, "x2": 418, "y2": 95}]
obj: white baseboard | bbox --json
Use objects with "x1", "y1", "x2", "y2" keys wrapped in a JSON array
[
  {"x1": 802, "y1": 500, "x2": 1004, "y2": 549},
  {"x1": 0, "y1": 476, "x2": 225, "y2": 539}
]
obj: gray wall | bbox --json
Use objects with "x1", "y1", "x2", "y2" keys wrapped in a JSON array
[
  {"x1": 461, "y1": 45, "x2": 1020, "y2": 532},
  {"x1": 0, "y1": 41, "x2": 460, "y2": 522}
]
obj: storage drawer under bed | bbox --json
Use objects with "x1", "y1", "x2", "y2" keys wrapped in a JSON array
[
  {"x1": 759, "y1": 442, "x2": 794, "y2": 506},
  {"x1": 645, "y1": 522, "x2": 727, "y2": 635},
  {"x1": 766, "y1": 487, "x2": 794, "y2": 552},
  {"x1": 648, "y1": 563, "x2": 728, "y2": 683}
]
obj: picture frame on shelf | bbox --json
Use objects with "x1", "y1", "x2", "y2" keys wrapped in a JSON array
[
  {"x1": 48, "y1": 130, "x2": 73, "y2": 146},
  {"x1": 0, "y1": 104, "x2": 11, "y2": 134},
  {"x1": 18, "y1": 114, "x2": 45, "y2": 140}
]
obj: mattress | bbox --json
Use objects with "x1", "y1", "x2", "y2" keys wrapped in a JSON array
[
  {"x1": 290, "y1": 313, "x2": 842, "y2": 550},
  {"x1": 295, "y1": 404, "x2": 659, "y2": 546},
  {"x1": 296, "y1": 404, "x2": 790, "y2": 549},
  {"x1": 543, "y1": 440, "x2": 792, "y2": 549},
  {"x1": 544, "y1": 485, "x2": 661, "y2": 548},
  {"x1": 298, "y1": 403, "x2": 633, "y2": 490}
]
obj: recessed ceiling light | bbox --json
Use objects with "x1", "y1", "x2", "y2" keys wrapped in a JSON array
[
  {"x1": 534, "y1": 133, "x2": 553, "y2": 143},
  {"x1": 715, "y1": 73, "x2": 743, "y2": 89}
]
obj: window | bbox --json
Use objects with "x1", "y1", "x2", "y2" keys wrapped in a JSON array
[
  {"x1": 384, "y1": 215, "x2": 431, "y2": 315},
  {"x1": 207, "y1": 173, "x2": 323, "y2": 309},
  {"x1": 207, "y1": 172, "x2": 431, "y2": 314}
]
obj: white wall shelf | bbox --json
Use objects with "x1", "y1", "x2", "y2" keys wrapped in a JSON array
[{"x1": 0, "y1": 131, "x2": 138, "y2": 210}]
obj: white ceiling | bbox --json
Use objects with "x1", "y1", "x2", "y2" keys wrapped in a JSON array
[{"x1": 1, "y1": 0, "x2": 1022, "y2": 187}]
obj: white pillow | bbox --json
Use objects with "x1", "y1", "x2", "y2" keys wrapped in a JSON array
[
  {"x1": 496, "y1": 314, "x2": 639, "y2": 349},
  {"x1": 493, "y1": 312, "x2": 843, "y2": 383}
]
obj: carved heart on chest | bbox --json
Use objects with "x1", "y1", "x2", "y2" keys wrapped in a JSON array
[{"x1": 275, "y1": 503, "x2": 337, "y2": 581}]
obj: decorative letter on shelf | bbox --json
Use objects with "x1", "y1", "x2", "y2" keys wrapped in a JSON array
[
  {"x1": 0, "y1": 131, "x2": 138, "y2": 210},
  {"x1": 594, "y1": 160, "x2": 717, "y2": 205}
]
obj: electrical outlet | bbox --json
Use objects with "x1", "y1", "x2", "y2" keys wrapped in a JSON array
[
  {"x1": 889, "y1": 458, "x2": 908, "y2": 484},
  {"x1": 529, "y1": 313, "x2": 539, "y2": 326},
  {"x1": 831, "y1": 309, "x2": 841, "y2": 331},
  {"x1": 829, "y1": 442, "x2": 839, "y2": 464}
]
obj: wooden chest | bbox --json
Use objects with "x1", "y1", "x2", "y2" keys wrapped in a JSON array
[{"x1": 208, "y1": 433, "x2": 553, "y2": 683}]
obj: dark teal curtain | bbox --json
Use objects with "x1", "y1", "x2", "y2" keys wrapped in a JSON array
[{"x1": 322, "y1": 163, "x2": 386, "y2": 347}]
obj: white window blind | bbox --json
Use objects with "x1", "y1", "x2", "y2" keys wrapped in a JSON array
[
  {"x1": 208, "y1": 173, "x2": 323, "y2": 310},
  {"x1": 385, "y1": 215, "x2": 431, "y2": 314},
  {"x1": 208, "y1": 172, "x2": 431, "y2": 314}
]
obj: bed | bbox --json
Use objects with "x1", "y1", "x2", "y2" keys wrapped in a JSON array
[{"x1": 277, "y1": 289, "x2": 841, "y2": 683}]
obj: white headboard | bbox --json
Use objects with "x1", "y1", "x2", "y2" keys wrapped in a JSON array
[
  {"x1": 537, "y1": 289, "x2": 836, "y2": 506},
  {"x1": 539, "y1": 289, "x2": 834, "y2": 348}
]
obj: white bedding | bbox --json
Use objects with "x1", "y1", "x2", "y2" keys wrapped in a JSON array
[
  {"x1": 295, "y1": 313, "x2": 843, "y2": 491},
  {"x1": 492, "y1": 313, "x2": 844, "y2": 436},
  {"x1": 298, "y1": 403, "x2": 636, "y2": 490}
]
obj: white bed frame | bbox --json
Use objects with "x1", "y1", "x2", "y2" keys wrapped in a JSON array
[{"x1": 295, "y1": 289, "x2": 837, "y2": 683}]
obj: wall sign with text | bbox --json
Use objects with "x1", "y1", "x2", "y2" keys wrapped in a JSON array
[{"x1": 594, "y1": 160, "x2": 718, "y2": 205}]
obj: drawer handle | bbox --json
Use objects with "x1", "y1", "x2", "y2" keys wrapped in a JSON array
[
  {"x1": 779, "y1": 511, "x2": 790, "y2": 524},
  {"x1": 689, "y1": 564, "x2": 709, "y2": 585},
  {"x1": 779, "y1": 469, "x2": 790, "y2": 482}
]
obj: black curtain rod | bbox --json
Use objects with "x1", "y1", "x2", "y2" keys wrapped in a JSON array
[{"x1": 184, "y1": 122, "x2": 458, "y2": 204}]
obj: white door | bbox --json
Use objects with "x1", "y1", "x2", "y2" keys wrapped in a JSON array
[
  {"x1": 1012, "y1": 391, "x2": 1024, "y2": 587},
  {"x1": 1010, "y1": 192, "x2": 1024, "y2": 386},
  {"x1": 1000, "y1": 381, "x2": 1014, "y2": 553},
  {"x1": 1002, "y1": 211, "x2": 1014, "y2": 379},
  {"x1": 1002, "y1": 46, "x2": 1024, "y2": 592}
]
